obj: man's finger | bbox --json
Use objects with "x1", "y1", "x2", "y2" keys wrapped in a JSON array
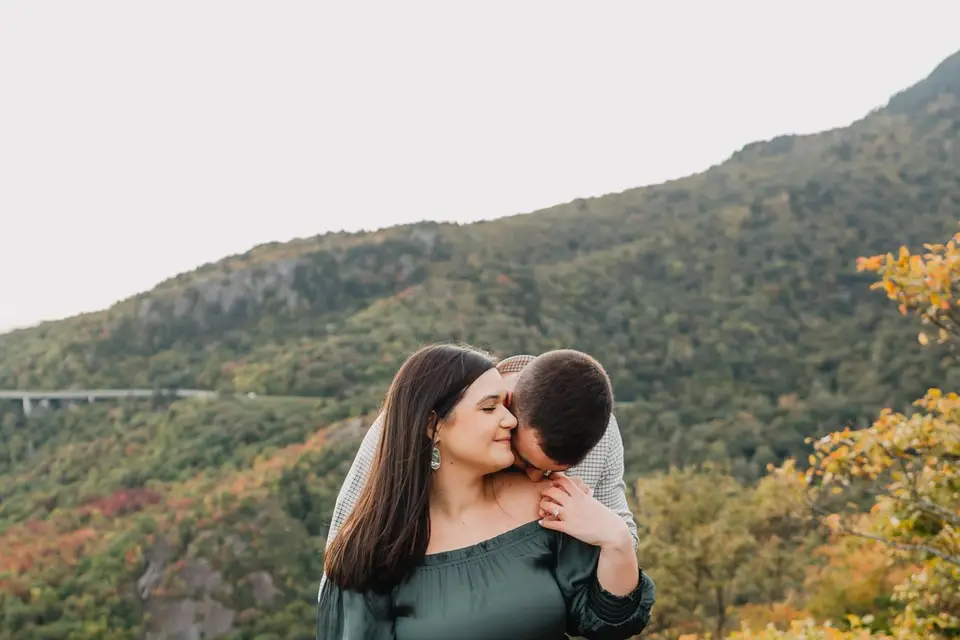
[
  {"x1": 540, "y1": 487, "x2": 569, "y2": 506},
  {"x1": 548, "y1": 472, "x2": 592, "y2": 498},
  {"x1": 551, "y1": 474, "x2": 580, "y2": 496}
]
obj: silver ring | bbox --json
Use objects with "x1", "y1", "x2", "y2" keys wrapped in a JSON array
[{"x1": 552, "y1": 504, "x2": 561, "y2": 518}]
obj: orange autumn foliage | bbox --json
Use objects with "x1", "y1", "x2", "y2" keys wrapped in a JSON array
[
  {"x1": 0, "y1": 526, "x2": 97, "y2": 574},
  {"x1": 803, "y1": 530, "x2": 919, "y2": 624},
  {"x1": 736, "y1": 603, "x2": 810, "y2": 633},
  {"x1": 0, "y1": 420, "x2": 335, "y2": 602}
]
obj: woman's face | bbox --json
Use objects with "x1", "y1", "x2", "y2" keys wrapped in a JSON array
[{"x1": 436, "y1": 368, "x2": 518, "y2": 473}]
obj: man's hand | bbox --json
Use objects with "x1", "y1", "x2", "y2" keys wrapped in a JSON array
[
  {"x1": 537, "y1": 472, "x2": 592, "y2": 519},
  {"x1": 556, "y1": 472, "x2": 593, "y2": 497}
]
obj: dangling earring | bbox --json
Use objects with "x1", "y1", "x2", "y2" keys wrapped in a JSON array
[{"x1": 430, "y1": 445, "x2": 441, "y2": 470}]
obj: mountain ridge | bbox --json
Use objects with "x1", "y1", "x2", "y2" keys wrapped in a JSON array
[
  {"x1": 3, "y1": 54, "x2": 951, "y2": 345},
  {"x1": 3, "y1": 50, "x2": 960, "y2": 407},
  {"x1": 11, "y1": 49, "x2": 954, "y2": 341},
  {"x1": 1, "y1": 48, "x2": 959, "y2": 469}
]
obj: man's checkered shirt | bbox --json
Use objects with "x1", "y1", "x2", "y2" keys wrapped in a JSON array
[{"x1": 318, "y1": 354, "x2": 639, "y2": 600}]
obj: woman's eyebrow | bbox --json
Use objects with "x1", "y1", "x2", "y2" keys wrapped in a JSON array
[{"x1": 475, "y1": 392, "x2": 504, "y2": 405}]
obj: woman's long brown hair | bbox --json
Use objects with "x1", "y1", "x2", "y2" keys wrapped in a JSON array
[{"x1": 322, "y1": 343, "x2": 495, "y2": 594}]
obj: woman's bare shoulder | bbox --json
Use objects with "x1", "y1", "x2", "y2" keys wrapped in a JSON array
[{"x1": 491, "y1": 471, "x2": 549, "y2": 519}]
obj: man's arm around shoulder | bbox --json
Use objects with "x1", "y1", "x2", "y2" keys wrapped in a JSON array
[
  {"x1": 324, "y1": 414, "x2": 383, "y2": 550},
  {"x1": 318, "y1": 414, "x2": 383, "y2": 601},
  {"x1": 593, "y1": 413, "x2": 639, "y2": 550}
]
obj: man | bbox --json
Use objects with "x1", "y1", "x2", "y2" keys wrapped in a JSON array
[
  {"x1": 497, "y1": 350, "x2": 637, "y2": 541},
  {"x1": 319, "y1": 349, "x2": 638, "y2": 599}
]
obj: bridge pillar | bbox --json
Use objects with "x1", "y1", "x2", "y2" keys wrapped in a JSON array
[{"x1": 22, "y1": 397, "x2": 32, "y2": 416}]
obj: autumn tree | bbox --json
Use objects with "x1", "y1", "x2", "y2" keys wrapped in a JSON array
[
  {"x1": 801, "y1": 515, "x2": 918, "y2": 631},
  {"x1": 752, "y1": 233, "x2": 960, "y2": 639}
]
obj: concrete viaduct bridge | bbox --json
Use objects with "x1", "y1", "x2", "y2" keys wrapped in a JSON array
[{"x1": 0, "y1": 389, "x2": 219, "y2": 416}]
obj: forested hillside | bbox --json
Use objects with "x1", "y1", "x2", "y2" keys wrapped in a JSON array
[{"x1": 1, "y1": 50, "x2": 959, "y2": 639}]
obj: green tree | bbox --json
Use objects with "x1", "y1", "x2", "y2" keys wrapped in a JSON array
[{"x1": 636, "y1": 465, "x2": 759, "y2": 639}]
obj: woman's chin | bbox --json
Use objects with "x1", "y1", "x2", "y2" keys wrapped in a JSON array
[{"x1": 488, "y1": 445, "x2": 516, "y2": 470}]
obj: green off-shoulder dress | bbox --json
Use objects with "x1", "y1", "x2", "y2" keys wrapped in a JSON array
[{"x1": 317, "y1": 520, "x2": 656, "y2": 640}]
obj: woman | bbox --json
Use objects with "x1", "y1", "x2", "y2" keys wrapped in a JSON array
[{"x1": 318, "y1": 344, "x2": 655, "y2": 640}]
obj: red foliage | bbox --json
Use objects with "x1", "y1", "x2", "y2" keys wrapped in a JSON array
[
  {"x1": 166, "y1": 497, "x2": 194, "y2": 511},
  {"x1": 124, "y1": 546, "x2": 141, "y2": 568},
  {"x1": 25, "y1": 521, "x2": 47, "y2": 535},
  {"x1": 80, "y1": 488, "x2": 163, "y2": 518},
  {"x1": 0, "y1": 526, "x2": 98, "y2": 574},
  {"x1": 221, "y1": 361, "x2": 241, "y2": 376},
  {"x1": 0, "y1": 578, "x2": 29, "y2": 599}
]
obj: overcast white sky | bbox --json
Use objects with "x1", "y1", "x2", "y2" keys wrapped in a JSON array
[{"x1": 1, "y1": 1, "x2": 958, "y2": 333}]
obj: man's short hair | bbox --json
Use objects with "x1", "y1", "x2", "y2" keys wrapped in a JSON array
[{"x1": 511, "y1": 349, "x2": 614, "y2": 466}]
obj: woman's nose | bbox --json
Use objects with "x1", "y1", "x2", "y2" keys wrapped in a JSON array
[{"x1": 502, "y1": 409, "x2": 518, "y2": 429}]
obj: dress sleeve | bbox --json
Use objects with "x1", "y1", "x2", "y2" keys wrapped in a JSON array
[
  {"x1": 552, "y1": 531, "x2": 656, "y2": 640},
  {"x1": 316, "y1": 579, "x2": 395, "y2": 640}
]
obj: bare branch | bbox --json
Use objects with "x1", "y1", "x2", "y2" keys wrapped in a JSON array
[
  {"x1": 914, "y1": 497, "x2": 960, "y2": 528},
  {"x1": 809, "y1": 503, "x2": 960, "y2": 567},
  {"x1": 875, "y1": 435, "x2": 960, "y2": 527},
  {"x1": 923, "y1": 312, "x2": 955, "y2": 336},
  {"x1": 942, "y1": 307, "x2": 960, "y2": 332},
  {"x1": 837, "y1": 527, "x2": 959, "y2": 567}
]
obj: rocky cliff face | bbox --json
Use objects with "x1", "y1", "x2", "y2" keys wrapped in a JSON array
[
  {"x1": 127, "y1": 227, "x2": 446, "y2": 335},
  {"x1": 138, "y1": 527, "x2": 287, "y2": 638}
]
